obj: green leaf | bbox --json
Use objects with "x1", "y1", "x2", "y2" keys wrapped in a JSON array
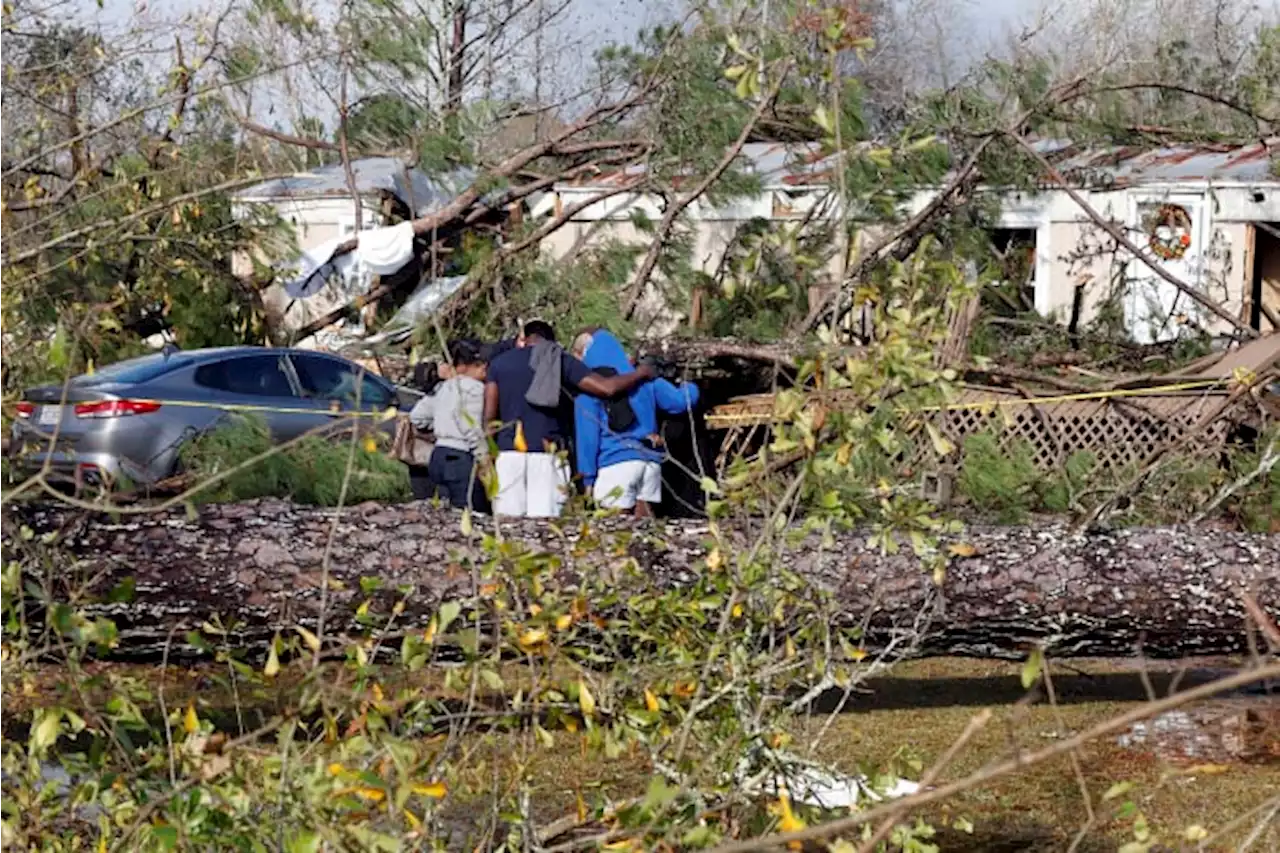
[
  {"x1": 285, "y1": 831, "x2": 322, "y2": 853},
  {"x1": 1020, "y1": 647, "x2": 1044, "y2": 690},
  {"x1": 107, "y1": 577, "x2": 137, "y2": 603},
  {"x1": 1103, "y1": 781, "x2": 1134, "y2": 801},
  {"x1": 30, "y1": 709, "x2": 61, "y2": 755},
  {"x1": 699, "y1": 476, "x2": 721, "y2": 495},
  {"x1": 724, "y1": 64, "x2": 748, "y2": 80},
  {"x1": 151, "y1": 825, "x2": 179, "y2": 851},
  {"x1": 437, "y1": 600, "x2": 461, "y2": 633},
  {"x1": 812, "y1": 105, "x2": 834, "y2": 134}
]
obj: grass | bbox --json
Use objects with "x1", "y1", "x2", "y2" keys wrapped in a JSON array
[{"x1": 8, "y1": 657, "x2": 1275, "y2": 850}]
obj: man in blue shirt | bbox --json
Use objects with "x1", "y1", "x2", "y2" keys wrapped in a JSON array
[
  {"x1": 483, "y1": 321, "x2": 653, "y2": 517},
  {"x1": 574, "y1": 330, "x2": 700, "y2": 517}
]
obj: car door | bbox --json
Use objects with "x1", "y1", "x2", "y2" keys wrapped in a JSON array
[
  {"x1": 192, "y1": 353, "x2": 332, "y2": 440},
  {"x1": 287, "y1": 353, "x2": 396, "y2": 434}
]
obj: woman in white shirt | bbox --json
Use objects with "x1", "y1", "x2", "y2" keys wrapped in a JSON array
[{"x1": 408, "y1": 339, "x2": 490, "y2": 512}]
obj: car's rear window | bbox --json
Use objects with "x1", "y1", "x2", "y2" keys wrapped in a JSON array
[{"x1": 70, "y1": 353, "x2": 193, "y2": 387}]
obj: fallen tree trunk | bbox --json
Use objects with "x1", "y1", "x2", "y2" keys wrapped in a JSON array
[{"x1": 7, "y1": 500, "x2": 1278, "y2": 660}]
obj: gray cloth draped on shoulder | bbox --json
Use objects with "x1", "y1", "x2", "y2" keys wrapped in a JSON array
[{"x1": 524, "y1": 339, "x2": 564, "y2": 408}]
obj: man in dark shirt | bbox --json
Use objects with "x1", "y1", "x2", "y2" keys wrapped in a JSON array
[{"x1": 484, "y1": 320, "x2": 653, "y2": 517}]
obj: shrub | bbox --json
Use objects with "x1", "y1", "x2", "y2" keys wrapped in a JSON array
[
  {"x1": 178, "y1": 414, "x2": 411, "y2": 505},
  {"x1": 956, "y1": 432, "x2": 1039, "y2": 523}
]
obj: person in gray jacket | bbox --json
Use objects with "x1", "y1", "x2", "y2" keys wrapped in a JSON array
[{"x1": 409, "y1": 339, "x2": 490, "y2": 512}]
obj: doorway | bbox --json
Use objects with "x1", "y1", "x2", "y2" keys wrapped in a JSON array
[{"x1": 1249, "y1": 222, "x2": 1280, "y2": 332}]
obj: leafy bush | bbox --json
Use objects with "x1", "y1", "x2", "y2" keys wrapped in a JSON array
[
  {"x1": 179, "y1": 414, "x2": 411, "y2": 505},
  {"x1": 956, "y1": 432, "x2": 1039, "y2": 523}
]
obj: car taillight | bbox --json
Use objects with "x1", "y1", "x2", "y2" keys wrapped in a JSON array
[
  {"x1": 73, "y1": 400, "x2": 162, "y2": 419},
  {"x1": 15, "y1": 402, "x2": 34, "y2": 418}
]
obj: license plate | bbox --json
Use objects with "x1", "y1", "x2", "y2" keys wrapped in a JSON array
[{"x1": 38, "y1": 405, "x2": 62, "y2": 426}]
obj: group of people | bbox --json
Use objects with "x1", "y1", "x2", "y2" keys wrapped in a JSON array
[{"x1": 406, "y1": 321, "x2": 700, "y2": 518}]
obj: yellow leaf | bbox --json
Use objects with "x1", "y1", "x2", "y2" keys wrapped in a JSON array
[
  {"x1": 1183, "y1": 825, "x2": 1208, "y2": 842},
  {"x1": 564, "y1": 716, "x2": 579, "y2": 733},
  {"x1": 183, "y1": 702, "x2": 199, "y2": 734},
  {"x1": 925, "y1": 422, "x2": 955, "y2": 457},
  {"x1": 706, "y1": 548, "x2": 724, "y2": 571},
  {"x1": 371, "y1": 683, "x2": 384, "y2": 703},
  {"x1": 328, "y1": 762, "x2": 346, "y2": 776},
  {"x1": 403, "y1": 808, "x2": 422, "y2": 831},
  {"x1": 578, "y1": 679, "x2": 596, "y2": 717},
  {"x1": 785, "y1": 636, "x2": 796, "y2": 659},
  {"x1": 555, "y1": 613, "x2": 573, "y2": 631},
  {"x1": 412, "y1": 781, "x2": 447, "y2": 799},
  {"x1": 850, "y1": 647, "x2": 868, "y2": 662},
  {"x1": 423, "y1": 618, "x2": 438, "y2": 644},
  {"x1": 673, "y1": 681, "x2": 696, "y2": 699},
  {"x1": 732, "y1": 603, "x2": 744, "y2": 619},
  {"x1": 362, "y1": 436, "x2": 377, "y2": 453},
  {"x1": 529, "y1": 603, "x2": 543, "y2": 616},
  {"x1": 1183, "y1": 763, "x2": 1230, "y2": 776},
  {"x1": 775, "y1": 793, "x2": 806, "y2": 834},
  {"x1": 835, "y1": 442, "x2": 853, "y2": 466},
  {"x1": 356, "y1": 787, "x2": 385, "y2": 802},
  {"x1": 947, "y1": 542, "x2": 977, "y2": 558},
  {"x1": 518, "y1": 628, "x2": 548, "y2": 652},
  {"x1": 263, "y1": 636, "x2": 281, "y2": 678},
  {"x1": 295, "y1": 625, "x2": 321, "y2": 653},
  {"x1": 644, "y1": 688, "x2": 660, "y2": 713}
]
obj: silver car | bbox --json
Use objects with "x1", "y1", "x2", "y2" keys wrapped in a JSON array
[{"x1": 9, "y1": 346, "x2": 410, "y2": 488}]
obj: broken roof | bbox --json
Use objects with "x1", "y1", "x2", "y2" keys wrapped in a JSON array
[
  {"x1": 554, "y1": 139, "x2": 1279, "y2": 191},
  {"x1": 1033, "y1": 139, "x2": 1279, "y2": 188},
  {"x1": 233, "y1": 157, "x2": 477, "y2": 217}
]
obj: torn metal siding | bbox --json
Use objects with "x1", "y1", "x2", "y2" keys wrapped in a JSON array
[
  {"x1": 233, "y1": 157, "x2": 478, "y2": 217},
  {"x1": 1032, "y1": 139, "x2": 1277, "y2": 188},
  {"x1": 560, "y1": 139, "x2": 1278, "y2": 192}
]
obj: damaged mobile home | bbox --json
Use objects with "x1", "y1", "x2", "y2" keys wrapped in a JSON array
[{"x1": 534, "y1": 139, "x2": 1280, "y2": 342}]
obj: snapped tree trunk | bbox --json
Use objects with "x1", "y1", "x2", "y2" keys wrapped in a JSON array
[{"x1": 8, "y1": 500, "x2": 1277, "y2": 660}]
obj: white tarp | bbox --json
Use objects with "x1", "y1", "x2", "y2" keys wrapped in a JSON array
[{"x1": 281, "y1": 221, "x2": 417, "y2": 299}]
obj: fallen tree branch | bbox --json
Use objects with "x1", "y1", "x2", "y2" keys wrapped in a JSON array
[
  {"x1": 704, "y1": 659, "x2": 1280, "y2": 853},
  {"x1": 621, "y1": 65, "x2": 790, "y2": 321},
  {"x1": 799, "y1": 135, "x2": 997, "y2": 335}
]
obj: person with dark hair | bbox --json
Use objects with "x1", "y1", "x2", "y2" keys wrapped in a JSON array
[
  {"x1": 483, "y1": 320, "x2": 654, "y2": 517},
  {"x1": 409, "y1": 339, "x2": 491, "y2": 512},
  {"x1": 400, "y1": 360, "x2": 444, "y2": 500}
]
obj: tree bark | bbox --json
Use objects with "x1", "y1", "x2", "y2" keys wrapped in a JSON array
[{"x1": 8, "y1": 500, "x2": 1278, "y2": 660}]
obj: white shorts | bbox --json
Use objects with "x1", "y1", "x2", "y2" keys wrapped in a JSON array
[
  {"x1": 593, "y1": 460, "x2": 662, "y2": 509},
  {"x1": 494, "y1": 451, "x2": 571, "y2": 518}
]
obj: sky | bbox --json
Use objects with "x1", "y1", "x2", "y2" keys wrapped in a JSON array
[{"x1": 60, "y1": 0, "x2": 1108, "y2": 129}]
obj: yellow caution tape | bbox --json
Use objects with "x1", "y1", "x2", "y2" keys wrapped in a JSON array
[
  {"x1": 29, "y1": 398, "x2": 401, "y2": 420},
  {"x1": 706, "y1": 378, "x2": 1233, "y2": 427}
]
